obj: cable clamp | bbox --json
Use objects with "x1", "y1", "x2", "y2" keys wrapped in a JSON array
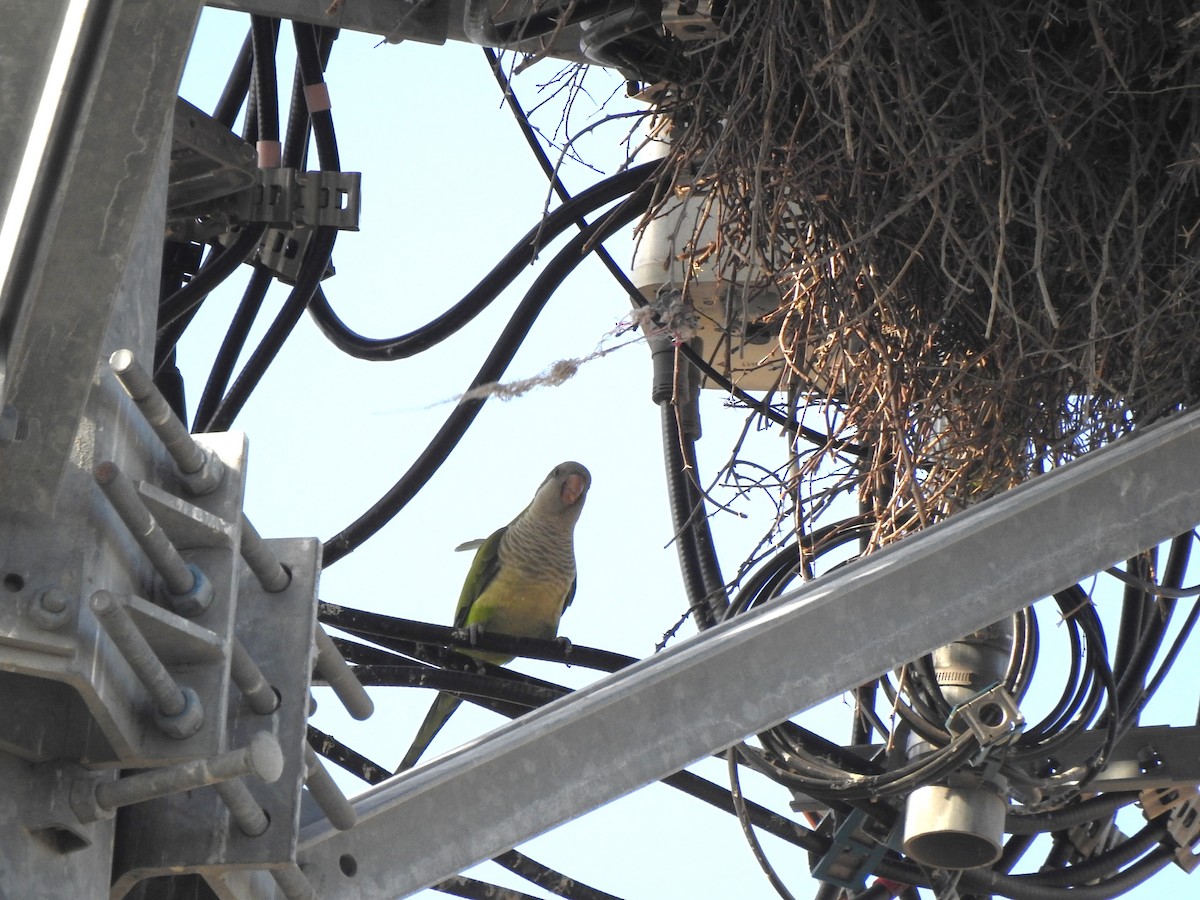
[
  {"x1": 945, "y1": 683, "x2": 1024, "y2": 768},
  {"x1": 1141, "y1": 783, "x2": 1199, "y2": 820},
  {"x1": 1065, "y1": 816, "x2": 1122, "y2": 859},
  {"x1": 810, "y1": 807, "x2": 899, "y2": 891},
  {"x1": 167, "y1": 168, "x2": 361, "y2": 244},
  {"x1": 1166, "y1": 796, "x2": 1200, "y2": 872},
  {"x1": 251, "y1": 168, "x2": 361, "y2": 231},
  {"x1": 660, "y1": 0, "x2": 723, "y2": 41}
]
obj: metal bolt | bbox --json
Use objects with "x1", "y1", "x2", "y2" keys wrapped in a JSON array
[
  {"x1": 109, "y1": 350, "x2": 225, "y2": 494},
  {"x1": 214, "y1": 777, "x2": 270, "y2": 837},
  {"x1": 241, "y1": 515, "x2": 291, "y2": 592},
  {"x1": 93, "y1": 462, "x2": 214, "y2": 616},
  {"x1": 272, "y1": 863, "x2": 317, "y2": 900},
  {"x1": 231, "y1": 637, "x2": 280, "y2": 715},
  {"x1": 73, "y1": 732, "x2": 283, "y2": 823},
  {"x1": 41, "y1": 589, "x2": 66, "y2": 613},
  {"x1": 30, "y1": 587, "x2": 74, "y2": 630},
  {"x1": 314, "y1": 626, "x2": 374, "y2": 721},
  {"x1": 1138, "y1": 744, "x2": 1164, "y2": 774},
  {"x1": 90, "y1": 590, "x2": 204, "y2": 739},
  {"x1": 304, "y1": 745, "x2": 356, "y2": 831}
]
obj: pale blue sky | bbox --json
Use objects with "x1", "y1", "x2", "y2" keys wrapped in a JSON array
[{"x1": 178, "y1": 9, "x2": 1200, "y2": 899}]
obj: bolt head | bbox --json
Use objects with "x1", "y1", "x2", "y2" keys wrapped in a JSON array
[{"x1": 30, "y1": 587, "x2": 75, "y2": 630}]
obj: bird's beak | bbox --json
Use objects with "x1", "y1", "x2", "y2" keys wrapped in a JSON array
[{"x1": 561, "y1": 473, "x2": 586, "y2": 506}]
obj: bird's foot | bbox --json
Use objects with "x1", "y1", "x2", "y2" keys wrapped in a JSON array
[
  {"x1": 466, "y1": 623, "x2": 486, "y2": 648},
  {"x1": 555, "y1": 636, "x2": 573, "y2": 662}
]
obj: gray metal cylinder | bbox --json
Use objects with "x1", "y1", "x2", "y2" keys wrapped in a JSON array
[
  {"x1": 902, "y1": 783, "x2": 1006, "y2": 869},
  {"x1": 906, "y1": 616, "x2": 1017, "y2": 761},
  {"x1": 931, "y1": 618, "x2": 1016, "y2": 709}
]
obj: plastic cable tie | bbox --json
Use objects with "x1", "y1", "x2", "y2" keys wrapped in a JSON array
[
  {"x1": 257, "y1": 140, "x2": 282, "y2": 168},
  {"x1": 304, "y1": 83, "x2": 331, "y2": 113}
]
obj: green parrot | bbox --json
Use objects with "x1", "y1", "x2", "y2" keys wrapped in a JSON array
[{"x1": 396, "y1": 460, "x2": 592, "y2": 772}]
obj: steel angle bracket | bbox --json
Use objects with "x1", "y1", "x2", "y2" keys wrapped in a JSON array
[
  {"x1": 1017, "y1": 724, "x2": 1200, "y2": 793},
  {"x1": 109, "y1": 538, "x2": 319, "y2": 899},
  {"x1": 296, "y1": 408, "x2": 1200, "y2": 899},
  {"x1": 206, "y1": 0, "x2": 451, "y2": 46}
]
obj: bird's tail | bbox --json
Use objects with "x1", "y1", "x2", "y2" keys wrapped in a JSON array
[{"x1": 396, "y1": 691, "x2": 463, "y2": 773}]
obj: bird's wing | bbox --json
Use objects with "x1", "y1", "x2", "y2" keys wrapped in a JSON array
[{"x1": 452, "y1": 525, "x2": 506, "y2": 629}]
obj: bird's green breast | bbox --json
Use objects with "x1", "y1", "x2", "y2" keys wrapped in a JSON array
[{"x1": 464, "y1": 564, "x2": 570, "y2": 643}]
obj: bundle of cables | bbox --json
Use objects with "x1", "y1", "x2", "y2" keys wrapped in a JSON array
[{"x1": 161, "y1": 13, "x2": 1200, "y2": 900}]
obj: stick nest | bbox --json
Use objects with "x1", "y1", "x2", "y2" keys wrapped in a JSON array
[{"x1": 651, "y1": 0, "x2": 1200, "y2": 547}]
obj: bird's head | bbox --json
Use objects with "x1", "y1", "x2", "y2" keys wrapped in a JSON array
[{"x1": 530, "y1": 461, "x2": 591, "y2": 523}]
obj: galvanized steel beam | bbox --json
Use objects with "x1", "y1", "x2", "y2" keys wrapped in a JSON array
[
  {"x1": 298, "y1": 408, "x2": 1200, "y2": 899},
  {"x1": 0, "y1": 0, "x2": 202, "y2": 516}
]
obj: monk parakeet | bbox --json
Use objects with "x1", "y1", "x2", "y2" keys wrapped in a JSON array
[{"x1": 396, "y1": 461, "x2": 591, "y2": 772}]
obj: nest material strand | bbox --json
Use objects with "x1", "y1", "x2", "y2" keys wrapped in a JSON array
[{"x1": 655, "y1": 0, "x2": 1200, "y2": 546}]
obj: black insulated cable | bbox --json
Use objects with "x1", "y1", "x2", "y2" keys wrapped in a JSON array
[
  {"x1": 293, "y1": 22, "x2": 339, "y2": 169},
  {"x1": 1139, "y1": 595, "x2": 1200, "y2": 717},
  {"x1": 241, "y1": 89, "x2": 260, "y2": 145},
  {"x1": 482, "y1": 47, "x2": 641, "y2": 295},
  {"x1": 322, "y1": 188, "x2": 654, "y2": 566},
  {"x1": 651, "y1": 328, "x2": 721, "y2": 628},
  {"x1": 578, "y1": 1, "x2": 684, "y2": 83},
  {"x1": 493, "y1": 850, "x2": 626, "y2": 900},
  {"x1": 1005, "y1": 792, "x2": 1138, "y2": 835},
  {"x1": 1111, "y1": 552, "x2": 1154, "y2": 690},
  {"x1": 249, "y1": 16, "x2": 280, "y2": 145},
  {"x1": 995, "y1": 833, "x2": 1037, "y2": 875},
  {"x1": 462, "y1": 0, "x2": 503, "y2": 46},
  {"x1": 1115, "y1": 533, "x2": 1190, "y2": 715},
  {"x1": 1015, "y1": 605, "x2": 1087, "y2": 748},
  {"x1": 349, "y1": 665, "x2": 565, "y2": 713},
  {"x1": 679, "y1": 415, "x2": 728, "y2": 620},
  {"x1": 661, "y1": 399, "x2": 713, "y2": 629},
  {"x1": 157, "y1": 226, "x2": 266, "y2": 337},
  {"x1": 204, "y1": 226, "x2": 336, "y2": 432},
  {"x1": 192, "y1": 266, "x2": 273, "y2": 432},
  {"x1": 309, "y1": 724, "x2": 392, "y2": 785},
  {"x1": 213, "y1": 30, "x2": 254, "y2": 129},
  {"x1": 727, "y1": 751, "x2": 799, "y2": 900},
  {"x1": 280, "y1": 60, "x2": 310, "y2": 169},
  {"x1": 723, "y1": 517, "x2": 873, "y2": 619},
  {"x1": 306, "y1": 162, "x2": 661, "y2": 361},
  {"x1": 1040, "y1": 591, "x2": 1118, "y2": 793},
  {"x1": 1010, "y1": 821, "x2": 1169, "y2": 888},
  {"x1": 433, "y1": 875, "x2": 542, "y2": 900},
  {"x1": 202, "y1": 27, "x2": 342, "y2": 433},
  {"x1": 317, "y1": 601, "x2": 636, "y2": 673},
  {"x1": 957, "y1": 845, "x2": 1173, "y2": 900}
]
